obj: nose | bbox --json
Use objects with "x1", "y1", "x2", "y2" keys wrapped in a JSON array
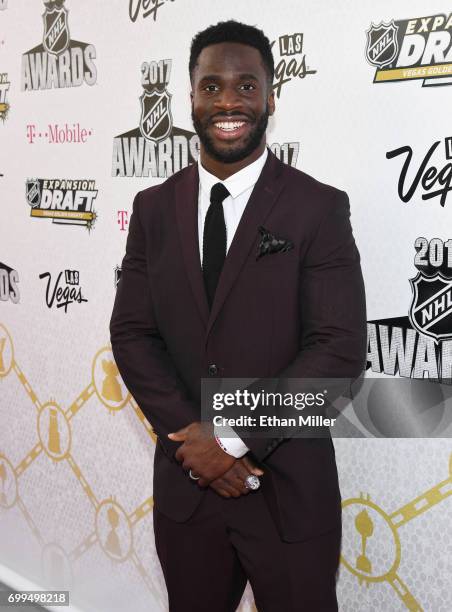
[{"x1": 213, "y1": 85, "x2": 242, "y2": 111}]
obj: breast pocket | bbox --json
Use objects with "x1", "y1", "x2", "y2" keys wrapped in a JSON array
[{"x1": 246, "y1": 247, "x2": 299, "y2": 284}]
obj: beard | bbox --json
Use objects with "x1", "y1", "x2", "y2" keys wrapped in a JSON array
[{"x1": 191, "y1": 104, "x2": 270, "y2": 164}]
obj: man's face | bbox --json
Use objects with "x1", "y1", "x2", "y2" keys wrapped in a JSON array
[{"x1": 191, "y1": 42, "x2": 275, "y2": 164}]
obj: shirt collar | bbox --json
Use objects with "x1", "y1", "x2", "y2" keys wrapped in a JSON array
[{"x1": 198, "y1": 147, "x2": 268, "y2": 200}]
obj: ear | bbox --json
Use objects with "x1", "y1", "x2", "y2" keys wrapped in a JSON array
[
  {"x1": 190, "y1": 90, "x2": 194, "y2": 103},
  {"x1": 267, "y1": 88, "x2": 275, "y2": 116}
]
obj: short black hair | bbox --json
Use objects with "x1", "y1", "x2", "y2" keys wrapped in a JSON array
[{"x1": 189, "y1": 20, "x2": 274, "y2": 85}]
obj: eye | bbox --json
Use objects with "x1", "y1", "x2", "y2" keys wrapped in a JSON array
[
  {"x1": 240, "y1": 83, "x2": 256, "y2": 91},
  {"x1": 204, "y1": 84, "x2": 219, "y2": 92}
]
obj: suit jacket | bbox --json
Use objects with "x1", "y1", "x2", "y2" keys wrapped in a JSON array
[{"x1": 110, "y1": 149, "x2": 367, "y2": 542}]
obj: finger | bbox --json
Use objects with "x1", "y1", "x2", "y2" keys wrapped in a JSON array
[
  {"x1": 231, "y1": 462, "x2": 251, "y2": 481},
  {"x1": 196, "y1": 479, "x2": 209, "y2": 488},
  {"x1": 223, "y1": 484, "x2": 241, "y2": 497},
  {"x1": 168, "y1": 429, "x2": 188, "y2": 441},
  {"x1": 219, "y1": 473, "x2": 248, "y2": 496},
  {"x1": 182, "y1": 460, "x2": 192, "y2": 472},
  {"x1": 214, "y1": 475, "x2": 243, "y2": 497},
  {"x1": 241, "y1": 456, "x2": 264, "y2": 476},
  {"x1": 228, "y1": 463, "x2": 253, "y2": 487},
  {"x1": 210, "y1": 483, "x2": 231, "y2": 498}
]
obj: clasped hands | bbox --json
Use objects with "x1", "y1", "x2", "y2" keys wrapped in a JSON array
[{"x1": 168, "y1": 422, "x2": 263, "y2": 498}]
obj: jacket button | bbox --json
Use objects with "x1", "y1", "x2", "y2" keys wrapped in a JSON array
[{"x1": 208, "y1": 364, "x2": 218, "y2": 376}]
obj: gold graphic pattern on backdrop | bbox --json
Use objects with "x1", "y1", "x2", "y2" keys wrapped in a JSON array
[
  {"x1": 1, "y1": 321, "x2": 450, "y2": 612},
  {"x1": 341, "y1": 453, "x2": 452, "y2": 612},
  {"x1": 0, "y1": 323, "x2": 163, "y2": 608}
]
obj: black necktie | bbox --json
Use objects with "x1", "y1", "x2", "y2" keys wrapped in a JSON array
[{"x1": 203, "y1": 182, "x2": 230, "y2": 308}]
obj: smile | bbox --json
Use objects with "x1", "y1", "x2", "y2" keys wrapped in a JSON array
[
  {"x1": 211, "y1": 119, "x2": 250, "y2": 141},
  {"x1": 214, "y1": 121, "x2": 246, "y2": 132}
]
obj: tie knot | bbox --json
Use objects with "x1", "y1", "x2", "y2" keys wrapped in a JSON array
[{"x1": 210, "y1": 182, "x2": 230, "y2": 204}]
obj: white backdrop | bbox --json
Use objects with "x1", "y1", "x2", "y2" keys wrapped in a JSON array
[{"x1": 1, "y1": 1, "x2": 452, "y2": 610}]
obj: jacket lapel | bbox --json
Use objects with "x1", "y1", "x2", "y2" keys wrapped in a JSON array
[
  {"x1": 175, "y1": 163, "x2": 210, "y2": 327},
  {"x1": 175, "y1": 152, "x2": 287, "y2": 335},
  {"x1": 207, "y1": 151, "x2": 286, "y2": 337}
]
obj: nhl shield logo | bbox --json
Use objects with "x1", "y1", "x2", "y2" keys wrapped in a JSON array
[
  {"x1": 365, "y1": 21, "x2": 399, "y2": 68},
  {"x1": 409, "y1": 272, "x2": 452, "y2": 342},
  {"x1": 139, "y1": 88, "x2": 172, "y2": 142},
  {"x1": 42, "y1": 1, "x2": 70, "y2": 56},
  {"x1": 26, "y1": 179, "x2": 41, "y2": 208}
]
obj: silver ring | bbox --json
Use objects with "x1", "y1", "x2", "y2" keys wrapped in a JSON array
[
  {"x1": 244, "y1": 474, "x2": 260, "y2": 490},
  {"x1": 189, "y1": 469, "x2": 200, "y2": 480}
]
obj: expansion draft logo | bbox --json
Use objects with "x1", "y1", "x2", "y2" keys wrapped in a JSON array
[
  {"x1": 21, "y1": 0, "x2": 97, "y2": 91},
  {"x1": 0, "y1": 74, "x2": 10, "y2": 121},
  {"x1": 112, "y1": 59, "x2": 199, "y2": 178},
  {"x1": 26, "y1": 178, "x2": 98, "y2": 230},
  {"x1": 0, "y1": 262, "x2": 20, "y2": 304},
  {"x1": 366, "y1": 14, "x2": 452, "y2": 86},
  {"x1": 271, "y1": 32, "x2": 316, "y2": 98},
  {"x1": 367, "y1": 237, "x2": 452, "y2": 382}
]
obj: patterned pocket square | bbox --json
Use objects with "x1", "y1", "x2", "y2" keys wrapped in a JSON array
[{"x1": 256, "y1": 226, "x2": 294, "y2": 260}]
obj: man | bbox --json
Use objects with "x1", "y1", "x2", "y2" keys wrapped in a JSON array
[{"x1": 110, "y1": 20, "x2": 366, "y2": 612}]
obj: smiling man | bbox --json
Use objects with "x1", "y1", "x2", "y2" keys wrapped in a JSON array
[{"x1": 110, "y1": 20, "x2": 366, "y2": 612}]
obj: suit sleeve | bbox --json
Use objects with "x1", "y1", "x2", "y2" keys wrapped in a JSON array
[
  {"x1": 110, "y1": 191, "x2": 200, "y2": 458},
  {"x1": 244, "y1": 189, "x2": 367, "y2": 462}
]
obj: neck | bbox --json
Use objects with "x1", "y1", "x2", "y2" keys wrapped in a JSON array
[{"x1": 199, "y1": 141, "x2": 266, "y2": 180}]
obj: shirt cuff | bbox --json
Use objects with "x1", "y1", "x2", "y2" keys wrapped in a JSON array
[{"x1": 214, "y1": 424, "x2": 249, "y2": 458}]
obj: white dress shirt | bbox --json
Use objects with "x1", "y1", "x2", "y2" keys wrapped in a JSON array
[{"x1": 198, "y1": 147, "x2": 268, "y2": 458}]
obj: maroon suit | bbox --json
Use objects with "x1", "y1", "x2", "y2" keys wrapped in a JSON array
[{"x1": 110, "y1": 149, "x2": 366, "y2": 610}]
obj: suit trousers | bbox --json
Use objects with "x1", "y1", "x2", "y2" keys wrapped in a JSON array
[{"x1": 153, "y1": 484, "x2": 341, "y2": 612}]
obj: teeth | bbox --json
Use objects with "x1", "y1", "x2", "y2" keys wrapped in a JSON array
[{"x1": 214, "y1": 121, "x2": 245, "y2": 131}]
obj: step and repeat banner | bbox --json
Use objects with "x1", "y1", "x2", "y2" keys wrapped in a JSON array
[{"x1": 1, "y1": 1, "x2": 452, "y2": 611}]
